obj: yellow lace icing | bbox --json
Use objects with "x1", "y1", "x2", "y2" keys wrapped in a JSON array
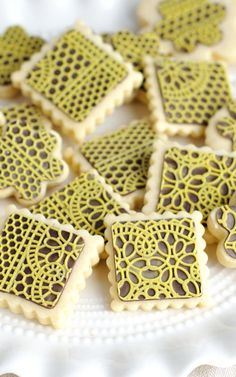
[
  {"x1": 0, "y1": 103, "x2": 46, "y2": 137},
  {"x1": 0, "y1": 212, "x2": 85, "y2": 308},
  {"x1": 0, "y1": 26, "x2": 44, "y2": 86},
  {"x1": 25, "y1": 30, "x2": 128, "y2": 122},
  {"x1": 112, "y1": 218, "x2": 202, "y2": 301},
  {"x1": 80, "y1": 119, "x2": 155, "y2": 195},
  {"x1": 156, "y1": 60, "x2": 231, "y2": 126},
  {"x1": 215, "y1": 102, "x2": 236, "y2": 151},
  {"x1": 214, "y1": 205, "x2": 236, "y2": 260},
  {"x1": 32, "y1": 172, "x2": 128, "y2": 236},
  {"x1": 154, "y1": 0, "x2": 226, "y2": 52},
  {"x1": 157, "y1": 147, "x2": 236, "y2": 225},
  {"x1": 111, "y1": 31, "x2": 160, "y2": 72},
  {"x1": 0, "y1": 120, "x2": 65, "y2": 203}
]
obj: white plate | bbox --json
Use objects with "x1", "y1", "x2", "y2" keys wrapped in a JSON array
[{"x1": 0, "y1": 1, "x2": 235, "y2": 377}]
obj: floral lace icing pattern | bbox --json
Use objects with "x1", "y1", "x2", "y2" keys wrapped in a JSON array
[
  {"x1": 111, "y1": 218, "x2": 202, "y2": 301},
  {"x1": 154, "y1": 0, "x2": 226, "y2": 52},
  {"x1": 156, "y1": 59, "x2": 231, "y2": 126},
  {"x1": 0, "y1": 120, "x2": 65, "y2": 203},
  {"x1": 25, "y1": 30, "x2": 128, "y2": 122},
  {"x1": 0, "y1": 213, "x2": 85, "y2": 308},
  {"x1": 0, "y1": 26, "x2": 44, "y2": 86},
  {"x1": 32, "y1": 172, "x2": 128, "y2": 237},
  {"x1": 157, "y1": 147, "x2": 236, "y2": 225},
  {"x1": 214, "y1": 205, "x2": 236, "y2": 260},
  {"x1": 215, "y1": 102, "x2": 236, "y2": 151},
  {"x1": 80, "y1": 119, "x2": 155, "y2": 195}
]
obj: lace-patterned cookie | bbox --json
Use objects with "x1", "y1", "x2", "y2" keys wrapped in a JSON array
[
  {"x1": 31, "y1": 170, "x2": 130, "y2": 239},
  {"x1": 0, "y1": 118, "x2": 68, "y2": 205},
  {"x1": 12, "y1": 21, "x2": 142, "y2": 144},
  {"x1": 144, "y1": 57, "x2": 232, "y2": 137},
  {"x1": 0, "y1": 206, "x2": 104, "y2": 328},
  {"x1": 206, "y1": 101, "x2": 236, "y2": 152},
  {"x1": 0, "y1": 26, "x2": 44, "y2": 99},
  {"x1": 0, "y1": 103, "x2": 51, "y2": 136},
  {"x1": 137, "y1": 0, "x2": 236, "y2": 63},
  {"x1": 105, "y1": 211, "x2": 208, "y2": 311},
  {"x1": 143, "y1": 140, "x2": 236, "y2": 243},
  {"x1": 64, "y1": 118, "x2": 157, "y2": 208},
  {"x1": 208, "y1": 204, "x2": 236, "y2": 268}
]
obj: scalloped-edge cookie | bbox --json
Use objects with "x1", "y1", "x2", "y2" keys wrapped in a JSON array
[
  {"x1": 64, "y1": 118, "x2": 158, "y2": 209},
  {"x1": 0, "y1": 102, "x2": 52, "y2": 136},
  {"x1": 208, "y1": 205, "x2": 236, "y2": 268},
  {"x1": 144, "y1": 56, "x2": 232, "y2": 138},
  {"x1": 12, "y1": 21, "x2": 143, "y2": 144},
  {"x1": 105, "y1": 211, "x2": 208, "y2": 311},
  {"x1": 206, "y1": 101, "x2": 236, "y2": 152},
  {"x1": 137, "y1": 0, "x2": 236, "y2": 64},
  {"x1": 143, "y1": 139, "x2": 236, "y2": 243},
  {"x1": 0, "y1": 205, "x2": 104, "y2": 328},
  {"x1": 0, "y1": 117, "x2": 68, "y2": 205},
  {"x1": 31, "y1": 169, "x2": 130, "y2": 241},
  {"x1": 0, "y1": 26, "x2": 44, "y2": 99}
]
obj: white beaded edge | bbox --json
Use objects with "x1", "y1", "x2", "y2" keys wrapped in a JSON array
[
  {"x1": 104, "y1": 210, "x2": 209, "y2": 311},
  {"x1": 11, "y1": 20, "x2": 143, "y2": 144}
]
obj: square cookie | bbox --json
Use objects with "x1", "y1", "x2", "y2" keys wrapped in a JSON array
[
  {"x1": 137, "y1": 0, "x2": 236, "y2": 63},
  {"x1": 12, "y1": 21, "x2": 142, "y2": 144},
  {"x1": 143, "y1": 139, "x2": 236, "y2": 242},
  {"x1": 65, "y1": 118, "x2": 157, "y2": 208},
  {"x1": 0, "y1": 206, "x2": 104, "y2": 328},
  {"x1": 144, "y1": 57, "x2": 232, "y2": 137},
  {"x1": 206, "y1": 101, "x2": 236, "y2": 152},
  {"x1": 105, "y1": 211, "x2": 208, "y2": 311}
]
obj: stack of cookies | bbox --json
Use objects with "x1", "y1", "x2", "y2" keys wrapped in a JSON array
[{"x1": 0, "y1": 0, "x2": 235, "y2": 328}]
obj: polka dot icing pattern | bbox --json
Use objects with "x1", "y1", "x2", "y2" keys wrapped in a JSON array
[
  {"x1": 154, "y1": 0, "x2": 226, "y2": 53},
  {"x1": 111, "y1": 218, "x2": 202, "y2": 301},
  {"x1": 157, "y1": 147, "x2": 236, "y2": 225},
  {"x1": 0, "y1": 212, "x2": 85, "y2": 309},
  {"x1": 0, "y1": 103, "x2": 48, "y2": 136},
  {"x1": 25, "y1": 29, "x2": 128, "y2": 122},
  {"x1": 0, "y1": 26, "x2": 44, "y2": 86},
  {"x1": 80, "y1": 119, "x2": 155, "y2": 196},
  {"x1": 110, "y1": 31, "x2": 160, "y2": 72},
  {"x1": 156, "y1": 60, "x2": 231, "y2": 126},
  {"x1": 32, "y1": 172, "x2": 128, "y2": 237},
  {"x1": 0, "y1": 121, "x2": 67, "y2": 204}
]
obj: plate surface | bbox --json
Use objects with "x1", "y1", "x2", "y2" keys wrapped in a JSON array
[{"x1": 0, "y1": 1, "x2": 235, "y2": 377}]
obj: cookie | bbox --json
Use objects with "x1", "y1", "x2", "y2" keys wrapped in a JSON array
[
  {"x1": 208, "y1": 205, "x2": 236, "y2": 268},
  {"x1": 0, "y1": 26, "x2": 44, "y2": 99},
  {"x1": 206, "y1": 101, "x2": 236, "y2": 152},
  {"x1": 31, "y1": 170, "x2": 130, "y2": 240},
  {"x1": 0, "y1": 206, "x2": 104, "y2": 328},
  {"x1": 143, "y1": 139, "x2": 236, "y2": 243},
  {"x1": 12, "y1": 21, "x2": 142, "y2": 144},
  {"x1": 0, "y1": 102, "x2": 52, "y2": 136},
  {"x1": 144, "y1": 56, "x2": 232, "y2": 137},
  {"x1": 105, "y1": 211, "x2": 208, "y2": 311},
  {"x1": 137, "y1": 0, "x2": 236, "y2": 63},
  {"x1": 64, "y1": 118, "x2": 157, "y2": 209},
  {"x1": 0, "y1": 117, "x2": 68, "y2": 205}
]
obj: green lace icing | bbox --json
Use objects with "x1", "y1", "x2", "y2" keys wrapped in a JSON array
[
  {"x1": 157, "y1": 147, "x2": 236, "y2": 225},
  {"x1": 80, "y1": 119, "x2": 155, "y2": 195},
  {"x1": 215, "y1": 101, "x2": 236, "y2": 151},
  {"x1": 0, "y1": 103, "x2": 46, "y2": 137},
  {"x1": 112, "y1": 218, "x2": 202, "y2": 301},
  {"x1": 32, "y1": 172, "x2": 128, "y2": 236},
  {"x1": 111, "y1": 31, "x2": 160, "y2": 72},
  {"x1": 0, "y1": 212, "x2": 85, "y2": 308},
  {"x1": 26, "y1": 30, "x2": 128, "y2": 122},
  {"x1": 156, "y1": 60, "x2": 231, "y2": 126},
  {"x1": 0, "y1": 120, "x2": 65, "y2": 203},
  {"x1": 215, "y1": 205, "x2": 236, "y2": 260},
  {"x1": 154, "y1": 0, "x2": 226, "y2": 52},
  {"x1": 0, "y1": 26, "x2": 44, "y2": 86}
]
